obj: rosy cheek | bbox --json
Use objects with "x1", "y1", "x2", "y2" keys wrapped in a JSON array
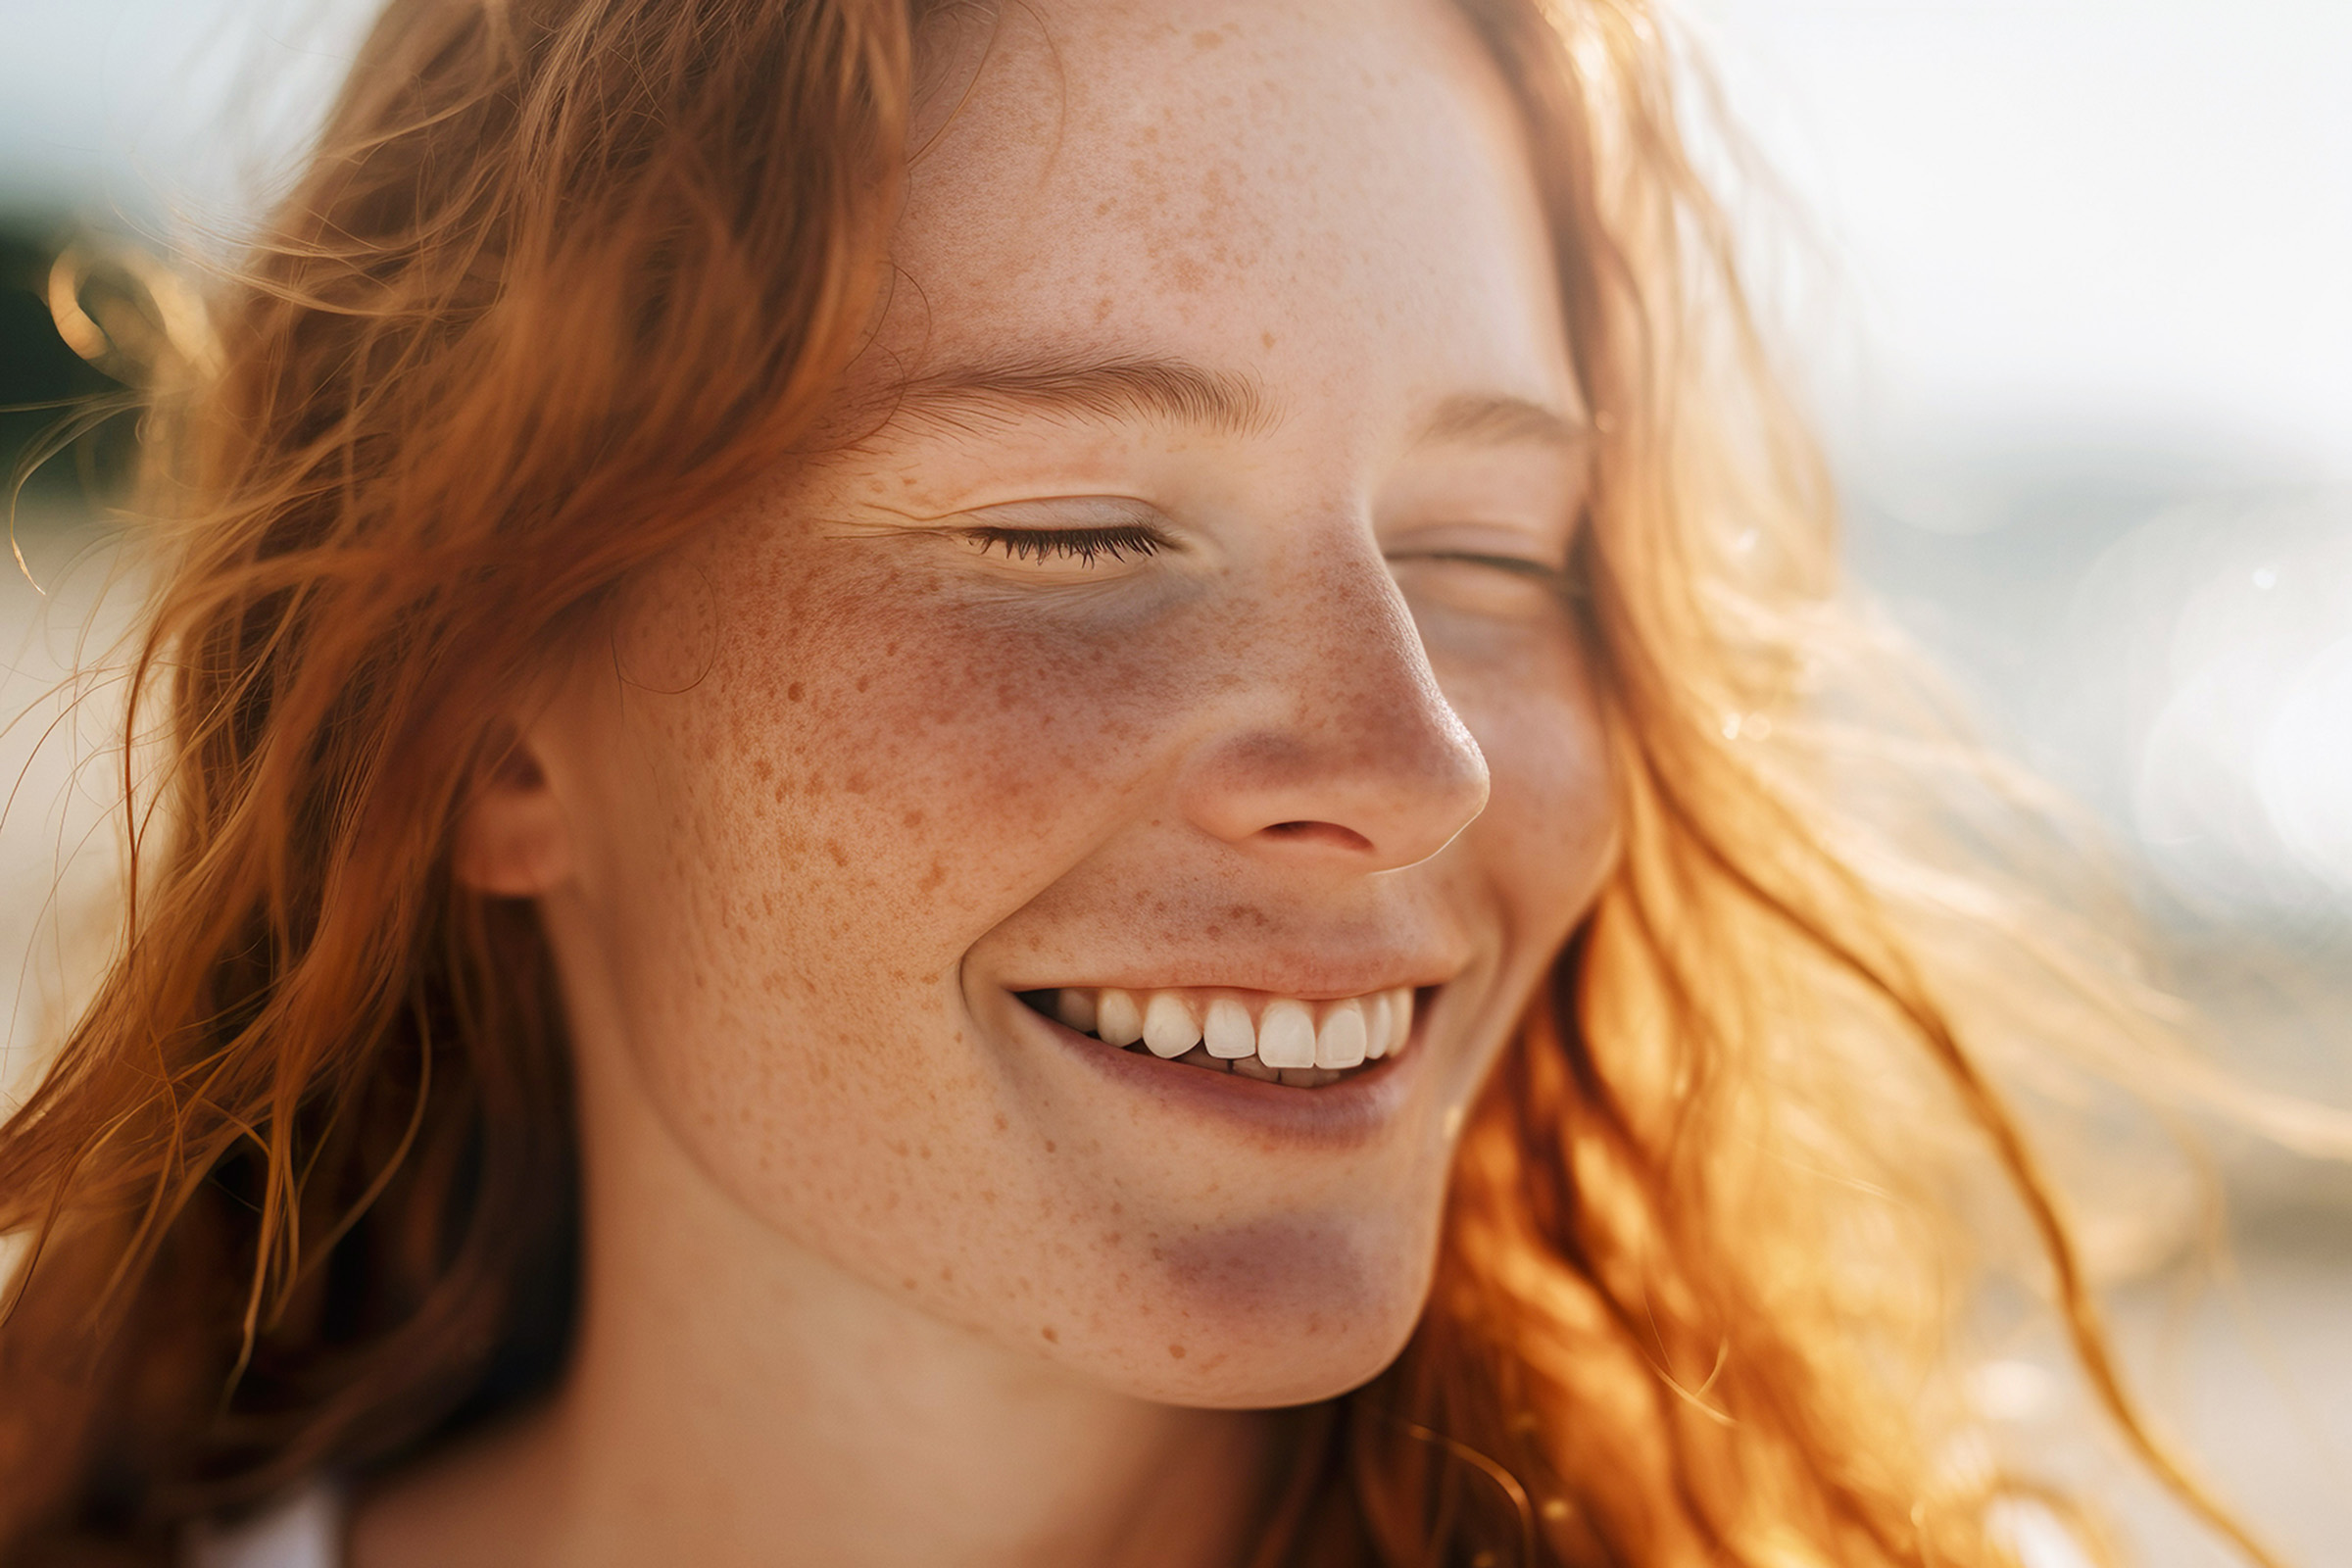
[{"x1": 644, "y1": 537, "x2": 1204, "y2": 963}]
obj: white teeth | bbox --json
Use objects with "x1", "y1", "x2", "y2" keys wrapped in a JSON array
[
  {"x1": 1314, "y1": 1000, "x2": 1367, "y2": 1069},
  {"x1": 1054, "y1": 989, "x2": 1099, "y2": 1035},
  {"x1": 1255, "y1": 999, "x2": 1317, "y2": 1069},
  {"x1": 1142, "y1": 992, "x2": 1200, "y2": 1058},
  {"x1": 1202, "y1": 997, "x2": 1256, "y2": 1058},
  {"x1": 1046, "y1": 984, "x2": 1422, "y2": 1082},
  {"x1": 1096, "y1": 988, "x2": 1144, "y2": 1049}
]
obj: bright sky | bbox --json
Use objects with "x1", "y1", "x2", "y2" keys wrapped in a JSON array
[{"x1": 1688, "y1": 0, "x2": 2352, "y2": 479}]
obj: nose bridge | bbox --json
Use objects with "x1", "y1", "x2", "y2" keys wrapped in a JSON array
[{"x1": 1182, "y1": 532, "x2": 1491, "y2": 870}]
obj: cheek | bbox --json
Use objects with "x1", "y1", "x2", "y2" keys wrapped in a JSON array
[
  {"x1": 689, "y1": 551, "x2": 1192, "y2": 941},
  {"x1": 1445, "y1": 636, "x2": 1619, "y2": 941}
]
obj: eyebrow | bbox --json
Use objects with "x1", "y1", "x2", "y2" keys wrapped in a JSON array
[
  {"x1": 878, "y1": 353, "x2": 1280, "y2": 441},
  {"x1": 1413, "y1": 392, "x2": 1590, "y2": 452},
  {"x1": 864, "y1": 352, "x2": 1585, "y2": 454}
]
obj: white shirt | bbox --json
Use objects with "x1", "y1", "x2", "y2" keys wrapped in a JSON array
[{"x1": 186, "y1": 1486, "x2": 344, "y2": 1568}]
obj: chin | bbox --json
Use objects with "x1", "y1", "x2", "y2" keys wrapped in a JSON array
[{"x1": 1057, "y1": 1212, "x2": 1441, "y2": 1410}]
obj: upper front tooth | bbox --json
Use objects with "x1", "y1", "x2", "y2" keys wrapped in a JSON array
[
  {"x1": 1097, "y1": 989, "x2": 1145, "y2": 1048},
  {"x1": 1142, "y1": 993, "x2": 1201, "y2": 1058},
  {"x1": 1054, "y1": 989, "x2": 1100, "y2": 1035},
  {"x1": 1315, "y1": 1000, "x2": 1367, "y2": 1069},
  {"x1": 1257, "y1": 999, "x2": 1316, "y2": 1069},
  {"x1": 1361, "y1": 993, "x2": 1392, "y2": 1059},
  {"x1": 1202, "y1": 998, "x2": 1255, "y2": 1058}
]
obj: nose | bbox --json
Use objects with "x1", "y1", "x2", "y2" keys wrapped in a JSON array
[{"x1": 1177, "y1": 535, "x2": 1490, "y2": 872}]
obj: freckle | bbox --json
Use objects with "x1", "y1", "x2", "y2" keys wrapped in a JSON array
[
  {"x1": 787, "y1": 682, "x2": 805, "y2": 702},
  {"x1": 1192, "y1": 28, "x2": 1221, "y2": 47},
  {"x1": 1261, "y1": 330, "x2": 1276, "y2": 349},
  {"x1": 1110, "y1": 1201, "x2": 1123, "y2": 1217},
  {"x1": 856, "y1": 674, "x2": 870, "y2": 692},
  {"x1": 1168, "y1": 1343, "x2": 1188, "y2": 1359},
  {"x1": 824, "y1": 839, "x2": 849, "y2": 866},
  {"x1": 753, "y1": 757, "x2": 773, "y2": 780},
  {"x1": 1041, "y1": 1326, "x2": 1059, "y2": 1343},
  {"x1": 902, "y1": 1277, "x2": 917, "y2": 1291},
  {"x1": 903, "y1": 808, "x2": 925, "y2": 827},
  {"x1": 1143, "y1": 123, "x2": 1160, "y2": 140},
  {"x1": 1044, "y1": 1140, "x2": 1056, "y2": 1153},
  {"x1": 981, "y1": 1190, "x2": 999, "y2": 1206},
  {"x1": 919, "y1": 860, "x2": 945, "y2": 892},
  {"x1": 996, "y1": 1113, "x2": 1008, "y2": 1131},
  {"x1": 846, "y1": 772, "x2": 871, "y2": 794}
]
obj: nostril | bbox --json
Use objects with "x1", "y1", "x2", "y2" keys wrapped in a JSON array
[{"x1": 1261, "y1": 820, "x2": 1375, "y2": 853}]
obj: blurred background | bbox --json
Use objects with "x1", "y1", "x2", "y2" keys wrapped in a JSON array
[{"x1": 0, "y1": 0, "x2": 2345, "y2": 1562}]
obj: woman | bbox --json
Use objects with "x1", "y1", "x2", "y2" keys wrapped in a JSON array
[{"x1": 0, "y1": 0, "x2": 2284, "y2": 1564}]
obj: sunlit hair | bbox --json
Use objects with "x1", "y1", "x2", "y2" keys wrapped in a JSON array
[{"x1": 0, "y1": 1, "x2": 2296, "y2": 1563}]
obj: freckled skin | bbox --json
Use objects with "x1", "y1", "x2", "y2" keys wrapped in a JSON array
[
  {"x1": 405, "y1": 2, "x2": 1616, "y2": 1564},
  {"x1": 538, "y1": 0, "x2": 1611, "y2": 1408}
]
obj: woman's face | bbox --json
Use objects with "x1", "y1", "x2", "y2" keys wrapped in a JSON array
[{"x1": 527, "y1": 0, "x2": 1615, "y2": 1407}]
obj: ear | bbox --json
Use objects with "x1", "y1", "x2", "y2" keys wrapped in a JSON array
[{"x1": 453, "y1": 729, "x2": 574, "y2": 897}]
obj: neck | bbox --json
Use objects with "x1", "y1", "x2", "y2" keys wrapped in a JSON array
[{"x1": 354, "y1": 1048, "x2": 1278, "y2": 1568}]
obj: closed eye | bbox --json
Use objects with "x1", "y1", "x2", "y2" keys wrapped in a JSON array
[
  {"x1": 961, "y1": 523, "x2": 1167, "y2": 565},
  {"x1": 1389, "y1": 549, "x2": 1574, "y2": 589}
]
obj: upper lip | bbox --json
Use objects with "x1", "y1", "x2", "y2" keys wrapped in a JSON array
[{"x1": 994, "y1": 959, "x2": 1460, "y2": 1001}]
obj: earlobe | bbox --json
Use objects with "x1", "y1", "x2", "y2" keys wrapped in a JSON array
[{"x1": 453, "y1": 736, "x2": 574, "y2": 897}]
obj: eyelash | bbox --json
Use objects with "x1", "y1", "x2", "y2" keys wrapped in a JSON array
[
  {"x1": 962, "y1": 524, "x2": 1166, "y2": 564},
  {"x1": 956, "y1": 533, "x2": 1576, "y2": 597}
]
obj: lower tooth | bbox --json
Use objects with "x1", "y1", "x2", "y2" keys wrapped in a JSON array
[
  {"x1": 1231, "y1": 1054, "x2": 1280, "y2": 1082},
  {"x1": 1177, "y1": 1046, "x2": 1229, "y2": 1073}
]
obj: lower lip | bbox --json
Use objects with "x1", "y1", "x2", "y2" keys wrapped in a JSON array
[{"x1": 1016, "y1": 995, "x2": 1433, "y2": 1149}]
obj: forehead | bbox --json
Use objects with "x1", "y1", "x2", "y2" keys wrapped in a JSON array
[{"x1": 884, "y1": 0, "x2": 1574, "y2": 421}]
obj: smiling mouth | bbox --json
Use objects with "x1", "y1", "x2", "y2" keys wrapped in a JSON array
[{"x1": 1018, "y1": 985, "x2": 1418, "y2": 1088}]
